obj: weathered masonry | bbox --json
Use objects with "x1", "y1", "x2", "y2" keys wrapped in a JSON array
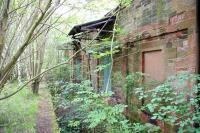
[
  {"x1": 66, "y1": 0, "x2": 198, "y2": 132},
  {"x1": 115, "y1": 0, "x2": 197, "y2": 81},
  {"x1": 112, "y1": 0, "x2": 197, "y2": 132},
  {"x1": 67, "y1": 0, "x2": 197, "y2": 94}
]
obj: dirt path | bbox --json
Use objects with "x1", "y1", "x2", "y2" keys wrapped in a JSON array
[
  {"x1": 0, "y1": 127, "x2": 4, "y2": 133},
  {"x1": 36, "y1": 89, "x2": 57, "y2": 133}
]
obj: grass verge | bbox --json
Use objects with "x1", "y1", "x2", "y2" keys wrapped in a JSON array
[{"x1": 0, "y1": 82, "x2": 39, "y2": 133}]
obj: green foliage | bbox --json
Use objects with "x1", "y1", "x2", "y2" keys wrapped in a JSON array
[
  {"x1": 124, "y1": 72, "x2": 144, "y2": 110},
  {"x1": 88, "y1": 38, "x2": 120, "y2": 59},
  {"x1": 125, "y1": 72, "x2": 144, "y2": 91},
  {"x1": 112, "y1": 71, "x2": 124, "y2": 87},
  {"x1": 46, "y1": 64, "x2": 71, "y2": 84},
  {"x1": 115, "y1": 26, "x2": 129, "y2": 36},
  {"x1": 118, "y1": 0, "x2": 132, "y2": 7},
  {"x1": 53, "y1": 80, "x2": 159, "y2": 133},
  {"x1": 95, "y1": 63, "x2": 111, "y2": 73},
  {"x1": 136, "y1": 72, "x2": 200, "y2": 132},
  {"x1": 54, "y1": 81, "x2": 128, "y2": 132},
  {"x1": 93, "y1": 50, "x2": 119, "y2": 59},
  {"x1": 156, "y1": 0, "x2": 164, "y2": 17},
  {"x1": 0, "y1": 82, "x2": 38, "y2": 133},
  {"x1": 0, "y1": 0, "x2": 2, "y2": 7}
]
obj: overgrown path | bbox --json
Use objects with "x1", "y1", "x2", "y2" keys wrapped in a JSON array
[{"x1": 36, "y1": 89, "x2": 59, "y2": 133}]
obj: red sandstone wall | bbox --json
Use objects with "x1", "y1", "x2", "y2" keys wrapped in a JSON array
[
  {"x1": 116, "y1": 0, "x2": 197, "y2": 76},
  {"x1": 113, "y1": 0, "x2": 197, "y2": 132}
]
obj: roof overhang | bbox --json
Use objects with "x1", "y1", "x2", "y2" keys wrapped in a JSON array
[{"x1": 68, "y1": 16, "x2": 116, "y2": 36}]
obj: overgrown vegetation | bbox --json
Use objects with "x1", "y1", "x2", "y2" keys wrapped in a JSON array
[
  {"x1": 134, "y1": 72, "x2": 200, "y2": 132},
  {"x1": 124, "y1": 72, "x2": 144, "y2": 111},
  {"x1": 0, "y1": 0, "x2": 199, "y2": 133},
  {"x1": 50, "y1": 80, "x2": 160, "y2": 133},
  {"x1": 0, "y1": 82, "x2": 38, "y2": 133}
]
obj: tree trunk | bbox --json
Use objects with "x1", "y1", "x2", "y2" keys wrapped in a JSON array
[
  {"x1": 27, "y1": 26, "x2": 49, "y2": 95},
  {"x1": 0, "y1": 0, "x2": 10, "y2": 63},
  {"x1": 31, "y1": 78, "x2": 40, "y2": 94},
  {"x1": 0, "y1": 0, "x2": 52, "y2": 88}
]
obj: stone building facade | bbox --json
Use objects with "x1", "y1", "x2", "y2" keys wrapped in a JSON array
[
  {"x1": 67, "y1": 0, "x2": 198, "y2": 132},
  {"x1": 114, "y1": 0, "x2": 197, "y2": 81}
]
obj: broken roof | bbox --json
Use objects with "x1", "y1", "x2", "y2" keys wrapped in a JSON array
[{"x1": 68, "y1": 16, "x2": 116, "y2": 36}]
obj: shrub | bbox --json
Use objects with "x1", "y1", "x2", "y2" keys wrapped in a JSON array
[
  {"x1": 54, "y1": 80, "x2": 160, "y2": 133},
  {"x1": 136, "y1": 72, "x2": 200, "y2": 132}
]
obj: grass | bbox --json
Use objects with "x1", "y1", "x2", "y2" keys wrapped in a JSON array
[{"x1": 0, "y1": 81, "x2": 39, "y2": 133}]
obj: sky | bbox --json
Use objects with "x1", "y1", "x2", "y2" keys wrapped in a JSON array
[
  {"x1": 49, "y1": 0, "x2": 119, "y2": 45},
  {"x1": 55, "y1": 0, "x2": 118, "y2": 27}
]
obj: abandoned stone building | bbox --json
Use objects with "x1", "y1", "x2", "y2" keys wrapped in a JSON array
[{"x1": 66, "y1": 0, "x2": 198, "y2": 132}]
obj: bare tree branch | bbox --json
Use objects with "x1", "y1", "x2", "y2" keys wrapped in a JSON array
[
  {"x1": 0, "y1": 0, "x2": 53, "y2": 88},
  {"x1": 0, "y1": 8, "x2": 120, "y2": 99},
  {"x1": 8, "y1": 1, "x2": 35, "y2": 14}
]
